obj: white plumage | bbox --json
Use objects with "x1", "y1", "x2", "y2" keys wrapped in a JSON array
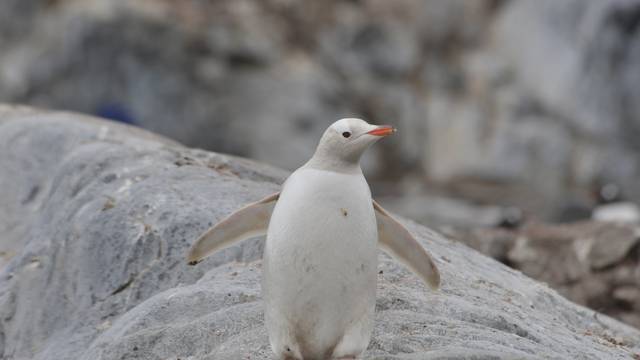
[{"x1": 187, "y1": 118, "x2": 439, "y2": 359}]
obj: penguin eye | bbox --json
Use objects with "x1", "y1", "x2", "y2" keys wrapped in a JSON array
[{"x1": 342, "y1": 131, "x2": 351, "y2": 138}]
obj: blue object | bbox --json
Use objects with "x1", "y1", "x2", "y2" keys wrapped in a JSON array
[{"x1": 96, "y1": 103, "x2": 136, "y2": 125}]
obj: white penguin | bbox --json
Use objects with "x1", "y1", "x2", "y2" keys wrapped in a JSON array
[{"x1": 187, "y1": 118, "x2": 440, "y2": 360}]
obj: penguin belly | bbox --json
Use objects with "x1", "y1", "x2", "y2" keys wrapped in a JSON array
[{"x1": 263, "y1": 168, "x2": 378, "y2": 359}]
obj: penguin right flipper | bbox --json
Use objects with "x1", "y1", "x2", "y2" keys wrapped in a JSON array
[
  {"x1": 186, "y1": 192, "x2": 280, "y2": 265},
  {"x1": 373, "y1": 200, "x2": 440, "y2": 290}
]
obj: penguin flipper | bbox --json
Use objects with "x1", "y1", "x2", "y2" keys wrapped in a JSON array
[
  {"x1": 186, "y1": 192, "x2": 280, "y2": 265},
  {"x1": 373, "y1": 200, "x2": 440, "y2": 290}
]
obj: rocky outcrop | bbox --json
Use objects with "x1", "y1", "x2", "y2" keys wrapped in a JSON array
[
  {"x1": 448, "y1": 221, "x2": 640, "y2": 330},
  {"x1": 2, "y1": 1, "x2": 640, "y2": 220},
  {"x1": 1, "y1": 106, "x2": 640, "y2": 359}
]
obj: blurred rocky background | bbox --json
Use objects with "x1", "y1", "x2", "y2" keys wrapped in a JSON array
[
  {"x1": 1, "y1": 0, "x2": 640, "y2": 329},
  {"x1": 447, "y1": 221, "x2": 640, "y2": 329}
]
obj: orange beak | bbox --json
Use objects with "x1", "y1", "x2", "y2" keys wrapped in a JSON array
[{"x1": 366, "y1": 125, "x2": 396, "y2": 136}]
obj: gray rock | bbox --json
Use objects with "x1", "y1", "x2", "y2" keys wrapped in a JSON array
[
  {"x1": 496, "y1": 0, "x2": 640, "y2": 139},
  {"x1": 495, "y1": 0, "x2": 640, "y2": 202},
  {"x1": 5, "y1": 0, "x2": 640, "y2": 221},
  {"x1": 452, "y1": 220, "x2": 640, "y2": 330},
  {"x1": 586, "y1": 223, "x2": 639, "y2": 270},
  {"x1": 1, "y1": 106, "x2": 639, "y2": 359},
  {"x1": 376, "y1": 194, "x2": 503, "y2": 230}
]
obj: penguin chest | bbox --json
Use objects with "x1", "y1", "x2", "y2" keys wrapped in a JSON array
[{"x1": 263, "y1": 168, "x2": 378, "y2": 318}]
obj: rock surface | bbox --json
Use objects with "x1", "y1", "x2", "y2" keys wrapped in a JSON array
[
  {"x1": 1, "y1": 107, "x2": 640, "y2": 359},
  {"x1": 448, "y1": 221, "x2": 640, "y2": 330}
]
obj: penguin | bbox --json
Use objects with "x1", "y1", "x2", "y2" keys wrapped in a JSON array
[{"x1": 187, "y1": 118, "x2": 440, "y2": 359}]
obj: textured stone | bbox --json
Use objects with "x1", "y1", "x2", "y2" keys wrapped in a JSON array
[
  {"x1": 1, "y1": 107, "x2": 640, "y2": 359},
  {"x1": 451, "y1": 220, "x2": 640, "y2": 330}
]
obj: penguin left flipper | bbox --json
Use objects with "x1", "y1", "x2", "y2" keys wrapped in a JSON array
[
  {"x1": 373, "y1": 200, "x2": 440, "y2": 290},
  {"x1": 186, "y1": 192, "x2": 280, "y2": 265}
]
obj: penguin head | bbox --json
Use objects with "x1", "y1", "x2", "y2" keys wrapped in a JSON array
[{"x1": 309, "y1": 118, "x2": 395, "y2": 171}]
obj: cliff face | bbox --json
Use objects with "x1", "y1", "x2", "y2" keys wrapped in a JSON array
[
  {"x1": 1, "y1": 0, "x2": 640, "y2": 218},
  {"x1": 1, "y1": 107, "x2": 639, "y2": 359}
]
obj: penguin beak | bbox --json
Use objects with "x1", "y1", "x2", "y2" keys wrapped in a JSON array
[{"x1": 366, "y1": 125, "x2": 396, "y2": 137}]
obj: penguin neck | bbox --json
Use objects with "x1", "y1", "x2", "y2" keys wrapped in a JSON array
[{"x1": 304, "y1": 149, "x2": 363, "y2": 175}]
